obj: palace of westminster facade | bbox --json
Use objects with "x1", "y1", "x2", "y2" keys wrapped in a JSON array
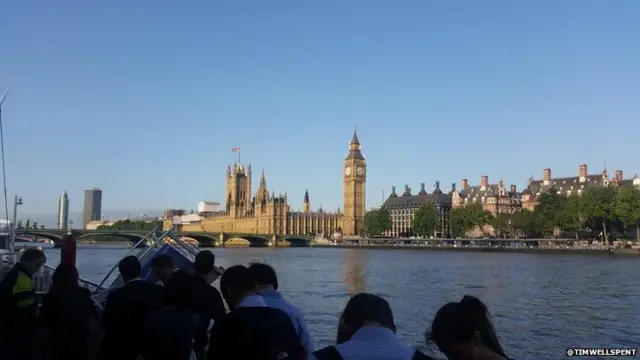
[
  {"x1": 382, "y1": 164, "x2": 640, "y2": 238},
  {"x1": 164, "y1": 128, "x2": 639, "y2": 239},
  {"x1": 164, "y1": 131, "x2": 367, "y2": 238}
]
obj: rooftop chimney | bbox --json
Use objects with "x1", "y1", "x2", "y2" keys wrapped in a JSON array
[
  {"x1": 390, "y1": 186, "x2": 397, "y2": 197},
  {"x1": 451, "y1": 183, "x2": 456, "y2": 192},
  {"x1": 615, "y1": 169, "x2": 623, "y2": 181},
  {"x1": 480, "y1": 176, "x2": 489, "y2": 189},
  {"x1": 418, "y1": 182, "x2": 427, "y2": 195},
  {"x1": 543, "y1": 168, "x2": 551, "y2": 181},
  {"x1": 510, "y1": 184, "x2": 517, "y2": 193},
  {"x1": 579, "y1": 164, "x2": 588, "y2": 177},
  {"x1": 461, "y1": 179, "x2": 469, "y2": 190},
  {"x1": 402, "y1": 185, "x2": 412, "y2": 197}
]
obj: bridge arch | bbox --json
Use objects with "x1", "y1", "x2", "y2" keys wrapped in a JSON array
[
  {"x1": 233, "y1": 236, "x2": 270, "y2": 247},
  {"x1": 177, "y1": 233, "x2": 218, "y2": 247},
  {"x1": 15, "y1": 232, "x2": 63, "y2": 244},
  {"x1": 77, "y1": 232, "x2": 149, "y2": 246},
  {"x1": 283, "y1": 236, "x2": 311, "y2": 247}
]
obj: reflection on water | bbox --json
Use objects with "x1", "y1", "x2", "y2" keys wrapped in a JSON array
[
  {"x1": 43, "y1": 245, "x2": 640, "y2": 360},
  {"x1": 342, "y1": 249, "x2": 366, "y2": 294}
]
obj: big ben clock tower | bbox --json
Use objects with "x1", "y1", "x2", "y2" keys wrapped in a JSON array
[{"x1": 343, "y1": 129, "x2": 366, "y2": 236}]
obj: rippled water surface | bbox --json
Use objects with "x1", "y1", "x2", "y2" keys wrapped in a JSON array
[{"x1": 44, "y1": 245, "x2": 640, "y2": 359}]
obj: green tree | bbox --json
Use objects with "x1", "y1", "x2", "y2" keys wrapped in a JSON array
[
  {"x1": 40, "y1": 225, "x2": 45, "y2": 230},
  {"x1": 534, "y1": 189, "x2": 570, "y2": 235},
  {"x1": 466, "y1": 203, "x2": 490, "y2": 230},
  {"x1": 615, "y1": 186, "x2": 640, "y2": 242},
  {"x1": 511, "y1": 210, "x2": 541, "y2": 238},
  {"x1": 363, "y1": 209, "x2": 392, "y2": 236},
  {"x1": 581, "y1": 187, "x2": 617, "y2": 244},
  {"x1": 489, "y1": 212, "x2": 512, "y2": 237},
  {"x1": 97, "y1": 219, "x2": 163, "y2": 231},
  {"x1": 413, "y1": 203, "x2": 438, "y2": 237},
  {"x1": 31, "y1": 221, "x2": 39, "y2": 230},
  {"x1": 450, "y1": 208, "x2": 469, "y2": 238},
  {"x1": 24, "y1": 219, "x2": 31, "y2": 230},
  {"x1": 565, "y1": 195, "x2": 588, "y2": 239}
]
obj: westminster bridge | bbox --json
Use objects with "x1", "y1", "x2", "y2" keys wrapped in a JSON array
[{"x1": 15, "y1": 229, "x2": 314, "y2": 248}]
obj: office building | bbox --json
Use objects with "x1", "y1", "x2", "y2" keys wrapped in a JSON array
[
  {"x1": 57, "y1": 191, "x2": 69, "y2": 230},
  {"x1": 83, "y1": 188, "x2": 103, "y2": 229}
]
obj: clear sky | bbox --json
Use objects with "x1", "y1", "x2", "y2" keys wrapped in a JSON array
[{"x1": 1, "y1": 0, "x2": 639, "y2": 216}]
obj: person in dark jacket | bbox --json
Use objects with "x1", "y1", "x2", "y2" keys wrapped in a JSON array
[
  {"x1": 142, "y1": 270, "x2": 200, "y2": 360},
  {"x1": 190, "y1": 250, "x2": 226, "y2": 359},
  {"x1": 207, "y1": 265, "x2": 304, "y2": 360},
  {"x1": 98, "y1": 255, "x2": 164, "y2": 360},
  {"x1": 39, "y1": 263, "x2": 97, "y2": 360},
  {"x1": 0, "y1": 248, "x2": 46, "y2": 360},
  {"x1": 151, "y1": 254, "x2": 174, "y2": 286}
]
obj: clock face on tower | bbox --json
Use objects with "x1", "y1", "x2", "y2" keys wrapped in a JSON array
[
  {"x1": 345, "y1": 167, "x2": 352, "y2": 176},
  {"x1": 356, "y1": 167, "x2": 364, "y2": 176}
]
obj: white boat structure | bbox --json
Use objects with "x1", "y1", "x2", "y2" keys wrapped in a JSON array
[{"x1": 1, "y1": 226, "x2": 217, "y2": 307}]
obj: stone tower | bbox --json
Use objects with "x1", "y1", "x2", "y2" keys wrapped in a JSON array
[
  {"x1": 225, "y1": 163, "x2": 252, "y2": 218},
  {"x1": 343, "y1": 129, "x2": 366, "y2": 236},
  {"x1": 303, "y1": 190, "x2": 311, "y2": 213}
]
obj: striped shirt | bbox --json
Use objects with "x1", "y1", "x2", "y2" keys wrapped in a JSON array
[
  {"x1": 309, "y1": 326, "x2": 416, "y2": 360},
  {"x1": 260, "y1": 290, "x2": 315, "y2": 355}
]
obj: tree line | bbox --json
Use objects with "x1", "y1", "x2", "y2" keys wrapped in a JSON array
[
  {"x1": 363, "y1": 186, "x2": 640, "y2": 241},
  {"x1": 97, "y1": 219, "x2": 163, "y2": 231}
]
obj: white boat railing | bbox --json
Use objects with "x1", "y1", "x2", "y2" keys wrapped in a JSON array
[
  {"x1": 92, "y1": 227, "x2": 163, "y2": 295},
  {"x1": 90, "y1": 226, "x2": 200, "y2": 306}
]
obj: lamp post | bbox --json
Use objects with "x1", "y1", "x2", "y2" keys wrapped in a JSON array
[
  {"x1": 10, "y1": 195, "x2": 23, "y2": 252},
  {"x1": 68, "y1": 220, "x2": 74, "y2": 232}
]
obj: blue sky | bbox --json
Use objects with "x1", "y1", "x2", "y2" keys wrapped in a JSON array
[{"x1": 1, "y1": 0, "x2": 639, "y2": 215}]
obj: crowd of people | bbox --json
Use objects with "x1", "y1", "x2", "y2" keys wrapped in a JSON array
[{"x1": 0, "y1": 248, "x2": 512, "y2": 360}]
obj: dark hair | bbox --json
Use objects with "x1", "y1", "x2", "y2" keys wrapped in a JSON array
[
  {"x1": 220, "y1": 265, "x2": 254, "y2": 293},
  {"x1": 248, "y1": 263, "x2": 278, "y2": 290},
  {"x1": 337, "y1": 293, "x2": 395, "y2": 343},
  {"x1": 429, "y1": 295, "x2": 507, "y2": 358},
  {"x1": 118, "y1": 255, "x2": 141, "y2": 279},
  {"x1": 193, "y1": 250, "x2": 215, "y2": 275},
  {"x1": 20, "y1": 248, "x2": 46, "y2": 262},
  {"x1": 51, "y1": 263, "x2": 79, "y2": 292},
  {"x1": 151, "y1": 254, "x2": 174, "y2": 270},
  {"x1": 164, "y1": 270, "x2": 194, "y2": 307}
]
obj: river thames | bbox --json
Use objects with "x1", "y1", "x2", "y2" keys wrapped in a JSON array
[{"x1": 43, "y1": 245, "x2": 640, "y2": 360}]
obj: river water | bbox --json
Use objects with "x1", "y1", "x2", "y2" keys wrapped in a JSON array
[{"x1": 43, "y1": 245, "x2": 640, "y2": 359}]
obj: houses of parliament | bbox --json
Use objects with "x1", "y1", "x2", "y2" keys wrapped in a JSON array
[{"x1": 166, "y1": 131, "x2": 366, "y2": 237}]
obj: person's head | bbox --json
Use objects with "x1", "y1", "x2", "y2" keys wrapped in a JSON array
[
  {"x1": 336, "y1": 293, "x2": 396, "y2": 344},
  {"x1": 429, "y1": 295, "x2": 507, "y2": 360},
  {"x1": 193, "y1": 250, "x2": 218, "y2": 283},
  {"x1": 219, "y1": 265, "x2": 256, "y2": 309},
  {"x1": 118, "y1": 255, "x2": 141, "y2": 283},
  {"x1": 20, "y1": 248, "x2": 46, "y2": 274},
  {"x1": 51, "y1": 263, "x2": 79, "y2": 291},
  {"x1": 151, "y1": 254, "x2": 174, "y2": 281},
  {"x1": 163, "y1": 270, "x2": 194, "y2": 308},
  {"x1": 248, "y1": 262, "x2": 278, "y2": 291}
]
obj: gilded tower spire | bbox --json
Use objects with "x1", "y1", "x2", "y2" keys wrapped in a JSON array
[
  {"x1": 303, "y1": 190, "x2": 310, "y2": 213},
  {"x1": 346, "y1": 128, "x2": 364, "y2": 160}
]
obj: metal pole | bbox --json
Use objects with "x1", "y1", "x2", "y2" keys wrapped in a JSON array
[
  {"x1": 10, "y1": 195, "x2": 18, "y2": 253},
  {"x1": 0, "y1": 87, "x2": 11, "y2": 251}
]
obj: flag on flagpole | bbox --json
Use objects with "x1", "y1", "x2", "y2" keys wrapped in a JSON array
[{"x1": 232, "y1": 147, "x2": 240, "y2": 152}]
